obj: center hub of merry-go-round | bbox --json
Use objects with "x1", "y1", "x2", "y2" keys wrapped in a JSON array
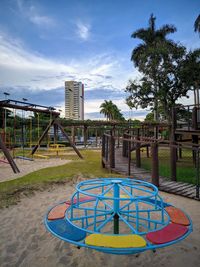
[{"x1": 44, "y1": 178, "x2": 192, "y2": 255}]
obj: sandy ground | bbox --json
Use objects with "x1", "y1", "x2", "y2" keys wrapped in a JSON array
[
  {"x1": 0, "y1": 158, "x2": 71, "y2": 182},
  {"x1": 0, "y1": 178, "x2": 199, "y2": 267}
]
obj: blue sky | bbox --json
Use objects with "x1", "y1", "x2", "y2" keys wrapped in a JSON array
[{"x1": 0, "y1": 0, "x2": 199, "y2": 120}]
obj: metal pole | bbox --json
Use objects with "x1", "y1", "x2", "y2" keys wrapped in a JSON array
[{"x1": 113, "y1": 181, "x2": 120, "y2": 234}]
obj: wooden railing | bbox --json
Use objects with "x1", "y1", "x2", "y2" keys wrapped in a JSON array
[{"x1": 101, "y1": 131, "x2": 200, "y2": 199}]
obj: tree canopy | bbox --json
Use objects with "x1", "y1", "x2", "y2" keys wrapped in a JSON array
[{"x1": 126, "y1": 14, "x2": 200, "y2": 122}]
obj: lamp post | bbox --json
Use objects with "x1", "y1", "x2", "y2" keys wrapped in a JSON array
[{"x1": 3, "y1": 92, "x2": 10, "y2": 144}]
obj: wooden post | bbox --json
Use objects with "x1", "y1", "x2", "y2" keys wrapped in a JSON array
[
  {"x1": 196, "y1": 149, "x2": 200, "y2": 199},
  {"x1": 55, "y1": 121, "x2": 83, "y2": 159},
  {"x1": 192, "y1": 134, "x2": 199, "y2": 165},
  {"x1": 71, "y1": 126, "x2": 75, "y2": 144},
  {"x1": 0, "y1": 135, "x2": 20, "y2": 173},
  {"x1": 122, "y1": 133, "x2": 126, "y2": 157},
  {"x1": 170, "y1": 107, "x2": 177, "y2": 181},
  {"x1": 178, "y1": 135, "x2": 182, "y2": 159},
  {"x1": 146, "y1": 145, "x2": 150, "y2": 158},
  {"x1": 122, "y1": 133, "x2": 128, "y2": 157},
  {"x1": 178, "y1": 145, "x2": 182, "y2": 159},
  {"x1": 102, "y1": 134, "x2": 105, "y2": 168},
  {"x1": 95, "y1": 128, "x2": 98, "y2": 147},
  {"x1": 170, "y1": 143, "x2": 177, "y2": 181},
  {"x1": 136, "y1": 142, "x2": 141, "y2": 168},
  {"x1": 151, "y1": 142, "x2": 159, "y2": 187},
  {"x1": 192, "y1": 107, "x2": 198, "y2": 130},
  {"x1": 106, "y1": 135, "x2": 109, "y2": 162},
  {"x1": 54, "y1": 124, "x2": 58, "y2": 144},
  {"x1": 136, "y1": 129, "x2": 141, "y2": 168},
  {"x1": 109, "y1": 134, "x2": 115, "y2": 169},
  {"x1": 31, "y1": 119, "x2": 55, "y2": 155},
  {"x1": 117, "y1": 129, "x2": 120, "y2": 148},
  {"x1": 128, "y1": 139, "x2": 131, "y2": 176},
  {"x1": 84, "y1": 126, "x2": 87, "y2": 147}
]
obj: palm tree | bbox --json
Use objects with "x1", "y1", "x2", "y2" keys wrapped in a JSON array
[
  {"x1": 131, "y1": 14, "x2": 177, "y2": 121},
  {"x1": 111, "y1": 104, "x2": 125, "y2": 121},
  {"x1": 194, "y1": 14, "x2": 200, "y2": 35},
  {"x1": 100, "y1": 100, "x2": 114, "y2": 120},
  {"x1": 100, "y1": 100, "x2": 124, "y2": 121}
]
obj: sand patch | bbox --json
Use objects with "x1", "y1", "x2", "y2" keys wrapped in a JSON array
[
  {"x1": 0, "y1": 179, "x2": 199, "y2": 267},
  {"x1": 0, "y1": 158, "x2": 71, "y2": 182}
]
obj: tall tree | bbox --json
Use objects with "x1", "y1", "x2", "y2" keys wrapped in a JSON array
[
  {"x1": 130, "y1": 14, "x2": 177, "y2": 120},
  {"x1": 179, "y1": 49, "x2": 200, "y2": 106},
  {"x1": 126, "y1": 43, "x2": 191, "y2": 122}
]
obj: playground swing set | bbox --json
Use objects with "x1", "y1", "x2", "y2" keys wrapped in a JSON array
[{"x1": 0, "y1": 99, "x2": 83, "y2": 173}]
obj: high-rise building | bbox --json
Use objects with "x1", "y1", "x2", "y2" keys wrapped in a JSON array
[{"x1": 65, "y1": 81, "x2": 84, "y2": 120}]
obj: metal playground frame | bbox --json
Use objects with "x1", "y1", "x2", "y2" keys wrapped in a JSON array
[{"x1": 45, "y1": 178, "x2": 193, "y2": 255}]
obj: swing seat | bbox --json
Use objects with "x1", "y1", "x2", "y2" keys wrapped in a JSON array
[
  {"x1": 85, "y1": 234, "x2": 146, "y2": 248},
  {"x1": 33, "y1": 154, "x2": 49, "y2": 159},
  {"x1": 15, "y1": 156, "x2": 34, "y2": 161}
]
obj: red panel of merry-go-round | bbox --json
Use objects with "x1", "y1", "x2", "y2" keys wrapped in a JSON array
[{"x1": 146, "y1": 223, "x2": 188, "y2": 244}]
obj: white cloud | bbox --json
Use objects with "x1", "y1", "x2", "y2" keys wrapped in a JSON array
[
  {"x1": 76, "y1": 21, "x2": 90, "y2": 41},
  {"x1": 16, "y1": 0, "x2": 55, "y2": 27},
  {"x1": 0, "y1": 32, "x2": 75, "y2": 89},
  {"x1": 84, "y1": 99, "x2": 104, "y2": 114},
  {"x1": 29, "y1": 13, "x2": 54, "y2": 27},
  {"x1": 0, "y1": 31, "x2": 139, "y2": 95},
  {"x1": 1, "y1": 32, "x2": 192, "y2": 120},
  {"x1": 90, "y1": 63, "x2": 114, "y2": 75},
  {"x1": 0, "y1": 31, "x2": 140, "y2": 117}
]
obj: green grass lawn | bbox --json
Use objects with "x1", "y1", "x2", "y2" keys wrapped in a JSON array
[
  {"x1": 0, "y1": 150, "x2": 122, "y2": 208},
  {"x1": 1, "y1": 147, "x2": 197, "y2": 208},
  {"x1": 132, "y1": 148, "x2": 197, "y2": 184}
]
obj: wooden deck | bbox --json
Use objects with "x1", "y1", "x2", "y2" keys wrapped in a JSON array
[
  {"x1": 103, "y1": 147, "x2": 199, "y2": 200},
  {"x1": 159, "y1": 181, "x2": 197, "y2": 199}
]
